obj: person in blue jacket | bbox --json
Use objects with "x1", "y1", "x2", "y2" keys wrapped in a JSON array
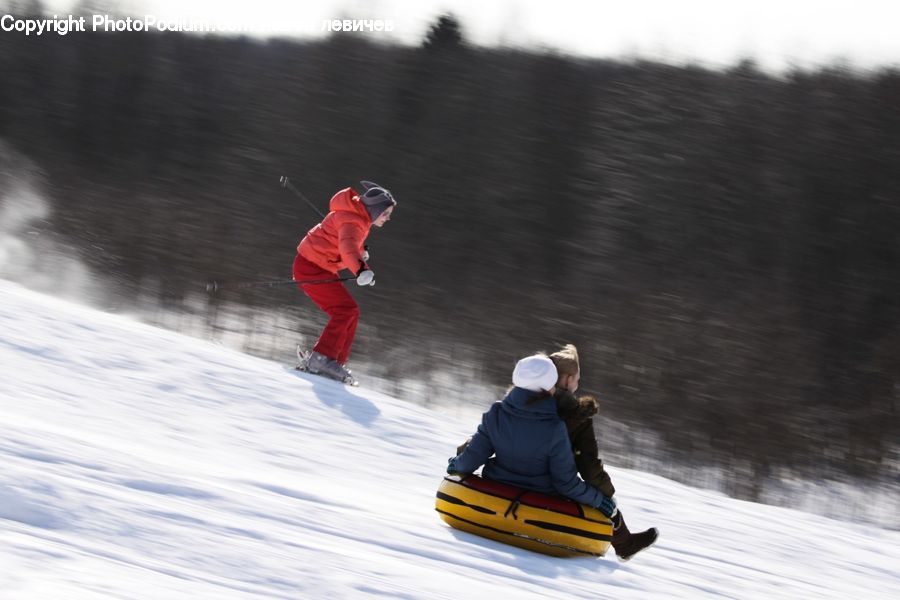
[{"x1": 447, "y1": 353, "x2": 618, "y2": 519}]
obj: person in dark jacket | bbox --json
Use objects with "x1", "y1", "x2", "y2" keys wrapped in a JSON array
[
  {"x1": 551, "y1": 344, "x2": 615, "y2": 495},
  {"x1": 447, "y1": 354, "x2": 618, "y2": 519},
  {"x1": 452, "y1": 345, "x2": 658, "y2": 561},
  {"x1": 548, "y1": 344, "x2": 658, "y2": 562}
]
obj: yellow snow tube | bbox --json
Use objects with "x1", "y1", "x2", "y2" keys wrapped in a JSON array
[{"x1": 435, "y1": 474, "x2": 613, "y2": 557}]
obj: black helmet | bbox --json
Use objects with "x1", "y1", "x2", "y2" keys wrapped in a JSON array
[{"x1": 359, "y1": 180, "x2": 397, "y2": 220}]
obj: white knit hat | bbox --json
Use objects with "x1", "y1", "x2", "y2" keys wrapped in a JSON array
[{"x1": 512, "y1": 354, "x2": 558, "y2": 392}]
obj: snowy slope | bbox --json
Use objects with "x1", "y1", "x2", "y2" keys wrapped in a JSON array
[{"x1": 0, "y1": 280, "x2": 898, "y2": 600}]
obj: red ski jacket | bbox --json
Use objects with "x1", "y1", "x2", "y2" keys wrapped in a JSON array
[{"x1": 297, "y1": 187, "x2": 372, "y2": 274}]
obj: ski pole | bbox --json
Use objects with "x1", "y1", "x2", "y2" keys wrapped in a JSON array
[
  {"x1": 280, "y1": 176, "x2": 326, "y2": 220},
  {"x1": 206, "y1": 276, "x2": 356, "y2": 293}
]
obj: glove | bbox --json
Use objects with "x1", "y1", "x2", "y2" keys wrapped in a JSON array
[
  {"x1": 447, "y1": 457, "x2": 462, "y2": 475},
  {"x1": 356, "y1": 268, "x2": 375, "y2": 286},
  {"x1": 596, "y1": 494, "x2": 617, "y2": 519},
  {"x1": 362, "y1": 245, "x2": 370, "y2": 262}
]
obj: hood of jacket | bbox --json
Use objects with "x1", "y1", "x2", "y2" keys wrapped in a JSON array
[
  {"x1": 297, "y1": 187, "x2": 372, "y2": 273},
  {"x1": 555, "y1": 389, "x2": 599, "y2": 428},
  {"x1": 500, "y1": 386, "x2": 559, "y2": 420},
  {"x1": 329, "y1": 187, "x2": 372, "y2": 223}
]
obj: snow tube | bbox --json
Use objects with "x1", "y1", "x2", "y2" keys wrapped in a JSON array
[{"x1": 435, "y1": 474, "x2": 613, "y2": 557}]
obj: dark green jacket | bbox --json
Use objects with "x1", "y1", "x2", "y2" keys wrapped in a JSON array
[{"x1": 554, "y1": 389, "x2": 616, "y2": 497}]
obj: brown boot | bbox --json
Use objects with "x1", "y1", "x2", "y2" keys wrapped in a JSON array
[{"x1": 611, "y1": 510, "x2": 659, "y2": 562}]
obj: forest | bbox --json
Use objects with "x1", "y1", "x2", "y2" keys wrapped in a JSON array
[{"x1": 1, "y1": 9, "x2": 898, "y2": 502}]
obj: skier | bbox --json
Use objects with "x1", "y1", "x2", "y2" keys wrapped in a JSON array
[{"x1": 293, "y1": 181, "x2": 396, "y2": 382}]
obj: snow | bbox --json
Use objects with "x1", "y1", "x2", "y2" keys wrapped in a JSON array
[{"x1": 0, "y1": 279, "x2": 898, "y2": 599}]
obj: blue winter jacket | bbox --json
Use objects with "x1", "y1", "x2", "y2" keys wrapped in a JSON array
[{"x1": 448, "y1": 386, "x2": 607, "y2": 508}]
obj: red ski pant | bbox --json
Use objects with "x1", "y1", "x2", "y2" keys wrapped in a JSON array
[{"x1": 293, "y1": 253, "x2": 359, "y2": 364}]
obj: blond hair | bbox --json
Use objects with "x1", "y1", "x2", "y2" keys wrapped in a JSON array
[{"x1": 549, "y1": 344, "x2": 579, "y2": 379}]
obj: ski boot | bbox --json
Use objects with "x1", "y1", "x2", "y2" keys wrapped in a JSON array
[{"x1": 296, "y1": 348, "x2": 358, "y2": 386}]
